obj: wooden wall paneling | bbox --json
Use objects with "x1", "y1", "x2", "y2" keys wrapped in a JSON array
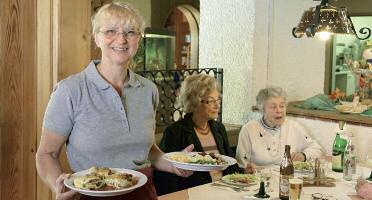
[
  {"x1": 0, "y1": 0, "x2": 37, "y2": 200},
  {"x1": 36, "y1": 0, "x2": 54, "y2": 199},
  {"x1": 0, "y1": 1, "x2": 4, "y2": 198},
  {"x1": 58, "y1": 0, "x2": 91, "y2": 80}
]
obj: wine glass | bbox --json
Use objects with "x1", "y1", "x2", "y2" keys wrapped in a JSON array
[
  {"x1": 254, "y1": 169, "x2": 270, "y2": 199},
  {"x1": 366, "y1": 152, "x2": 372, "y2": 181},
  {"x1": 260, "y1": 168, "x2": 273, "y2": 192},
  {"x1": 254, "y1": 167, "x2": 273, "y2": 191}
]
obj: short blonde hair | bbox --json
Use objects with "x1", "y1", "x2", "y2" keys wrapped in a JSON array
[
  {"x1": 91, "y1": 2, "x2": 145, "y2": 36},
  {"x1": 256, "y1": 86, "x2": 288, "y2": 113},
  {"x1": 179, "y1": 74, "x2": 219, "y2": 113}
]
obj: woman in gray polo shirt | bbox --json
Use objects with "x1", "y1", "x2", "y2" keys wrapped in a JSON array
[{"x1": 35, "y1": 2, "x2": 191, "y2": 200}]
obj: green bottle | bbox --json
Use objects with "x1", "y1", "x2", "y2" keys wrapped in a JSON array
[{"x1": 332, "y1": 121, "x2": 348, "y2": 172}]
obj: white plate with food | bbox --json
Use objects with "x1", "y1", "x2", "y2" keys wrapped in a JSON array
[
  {"x1": 293, "y1": 161, "x2": 313, "y2": 174},
  {"x1": 163, "y1": 152, "x2": 237, "y2": 171},
  {"x1": 64, "y1": 167, "x2": 147, "y2": 197},
  {"x1": 220, "y1": 173, "x2": 258, "y2": 187}
]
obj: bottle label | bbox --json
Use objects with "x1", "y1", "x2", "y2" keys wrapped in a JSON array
[
  {"x1": 279, "y1": 175, "x2": 290, "y2": 197},
  {"x1": 332, "y1": 154, "x2": 342, "y2": 169}
]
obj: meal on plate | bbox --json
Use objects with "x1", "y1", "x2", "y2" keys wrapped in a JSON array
[
  {"x1": 293, "y1": 161, "x2": 312, "y2": 171},
  {"x1": 222, "y1": 173, "x2": 257, "y2": 184},
  {"x1": 168, "y1": 152, "x2": 227, "y2": 165},
  {"x1": 73, "y1": 167, "x2": 138, "y2": 190}
]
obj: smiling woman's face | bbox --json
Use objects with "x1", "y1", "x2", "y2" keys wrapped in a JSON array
[
  {"x1": 263, "y1": 96, "x2": 286, "y2": 127},
  {"x1": 94, "y1": 17, "x2": 140, "y2": 66}
]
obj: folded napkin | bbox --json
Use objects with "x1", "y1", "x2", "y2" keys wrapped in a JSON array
[
  {"x1": 295, "y1": 94, "x2": 336, "y2": 111},
  {"x1": 361, "y1": 108, "x2": 372, "y2": 117}
]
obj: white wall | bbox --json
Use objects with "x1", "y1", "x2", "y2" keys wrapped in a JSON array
[
  {"x1": 199, "y1": 0, "x2": 372, "y2": 158},
  {"x1": 269, "y1": 0, "x2": 326, "y2": 101},
  {"x1": 199, "y1": 0, "x2": 255, "y2": 124}
]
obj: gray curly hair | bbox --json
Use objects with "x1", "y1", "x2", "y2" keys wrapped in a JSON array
[
  {"x1": 91, "y1": 2, "x2": 145, "y2": 36},
  {"x1": 256, "y1": 86, "x2": 288, "y2": 113},
  {"x1": 179, "y1": 74, "x2": 219, "y2": 113}
]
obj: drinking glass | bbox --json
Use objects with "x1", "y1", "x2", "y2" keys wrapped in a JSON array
[
  {"x1": 289, "y1": 176, "x2": 303, "y2": 200},
  {"x1": 260, "y1": 168, "x2": 273, "y2": 192},
  {"x1": 366, "y1": 152, "x2": 372, "y2": 181},
  {"x1": 253, "y1": 169, "x2": 270, "y2": 199}
]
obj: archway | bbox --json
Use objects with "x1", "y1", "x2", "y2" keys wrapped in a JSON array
[{"x1": 165, "y1": 5, "x2": 199, "y2": 69}]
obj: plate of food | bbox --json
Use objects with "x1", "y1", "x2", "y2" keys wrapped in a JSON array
[
  {"x1": 221, "y1": 173, "x2": 258, "y2": 186},
  {"x1": 64, "y1": 166, "x2": 147, "y2": 197},
  {"x1": 335, "y1": 104, "x2": 368, "y2": 114},
  {"x1": 293, "y1": 161, "x2": 313, "y2": 174},
  {"x1": 163, "y1": 152, "x2": 236, "y2": 171}
]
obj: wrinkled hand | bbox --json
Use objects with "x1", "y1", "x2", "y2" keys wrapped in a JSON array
[
  {"x1": 291, "y1": 152, "x2": 305, "y2": 162},
  {"x1": 55, "y1": 173, "x2": 80, "y2": 200},
  {"x1": 244, "y1": 163, "x2": 257, "y2": 174},
  {"x1": 172, "y1": 144, "x2": 194, "y2": 177},
  {"x1": 355, "y1": 178, "x2": 368, "y2": 192}
]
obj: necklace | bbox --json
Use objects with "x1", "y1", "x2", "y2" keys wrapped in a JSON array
[{"x1": 195, "y1": 124, "x2": 210, "y2": 135}]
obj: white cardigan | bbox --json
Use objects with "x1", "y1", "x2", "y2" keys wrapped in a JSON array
[{"x1": 236, "y1": 118, "x2": 323, "y2": 167}]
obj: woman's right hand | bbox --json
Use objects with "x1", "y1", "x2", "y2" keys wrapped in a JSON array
[
  {"x1": 55, "y1": 173, "x2": 80, "y2": 200},
  {"x1": 244, "y1": 163, "x2": 257, "y2": 174}
]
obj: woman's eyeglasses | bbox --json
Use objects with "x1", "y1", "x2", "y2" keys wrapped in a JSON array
[
  {"x1": 99, "y1": 29, "x2": 139, "y2": 40},
  {"x1": 201, "y1": 98, "x2": 221, "y2": 106}
]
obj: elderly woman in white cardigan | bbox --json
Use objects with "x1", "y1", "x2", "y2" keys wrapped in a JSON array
[{"x1": 236, "y1": 86, "x2": 323, "y2": 173}]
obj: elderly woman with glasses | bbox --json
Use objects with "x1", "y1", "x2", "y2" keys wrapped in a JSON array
[
  {"x1": 236, "y1": 86, "x2": 323, "y2": 173},
  {"x1": 153, "y1": 74, "x2": 244, "y2": 195},
  {"x1": 36, "y1": 2, "x2": 191, "y2": 200}
]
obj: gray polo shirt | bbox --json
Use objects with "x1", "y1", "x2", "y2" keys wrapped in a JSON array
[{"x1": 43, "y1": 60, "x2": 159, "y2": 172}]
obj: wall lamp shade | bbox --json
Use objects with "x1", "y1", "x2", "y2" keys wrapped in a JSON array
[{"x1": 292, "y1": 0, "x2": 371, "y2": 40}]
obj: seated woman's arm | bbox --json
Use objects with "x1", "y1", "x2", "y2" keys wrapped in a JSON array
[
  {"x1": 295, "y1": 122, "x2": 324, "y2": 161},
  {"x1": 235, "y1": 124, "x2": 255, "y2": 173}
]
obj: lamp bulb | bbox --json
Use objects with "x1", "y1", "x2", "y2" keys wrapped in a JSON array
[{"x1": 317, "y1": 31, "x2": 331, "y2": 40}]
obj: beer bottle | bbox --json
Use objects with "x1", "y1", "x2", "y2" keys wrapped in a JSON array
[
  {"x1": 279, "y1": 145, "x2": 294, "y2": 200},
  {"x1": 332, "y1": 121, "x2": 347, "y2": 172}
]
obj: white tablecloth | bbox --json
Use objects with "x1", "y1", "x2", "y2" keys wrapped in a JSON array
[{"x1": 186, "y1": 165, "x2": 370, "y2": 200}]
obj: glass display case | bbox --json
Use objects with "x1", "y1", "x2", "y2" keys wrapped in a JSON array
[{"x1": 134, "y1": 28, "x2": 176, "y2": 71}]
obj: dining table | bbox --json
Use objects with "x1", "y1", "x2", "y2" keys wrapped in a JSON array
[{"x1": 158, "y1": 165, "x2": 370, "y2": 200}]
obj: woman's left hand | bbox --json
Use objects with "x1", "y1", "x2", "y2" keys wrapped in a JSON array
[
  {"x1": 171, "y1": 144, "x2": 194, "y2": 177},
  {"x1": 170, "y1": 144, "x2": 194, "y2": 177},
  {"x1": 171, "y1": 165, "x2": 193, "y2": 177},
  {"x1": 291, "y1": 152, "x2": 305, "y2": 162}
]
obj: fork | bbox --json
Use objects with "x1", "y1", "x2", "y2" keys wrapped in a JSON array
[{"x1": 210, "y1": 182, "x2": 249, "y2": 192}]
